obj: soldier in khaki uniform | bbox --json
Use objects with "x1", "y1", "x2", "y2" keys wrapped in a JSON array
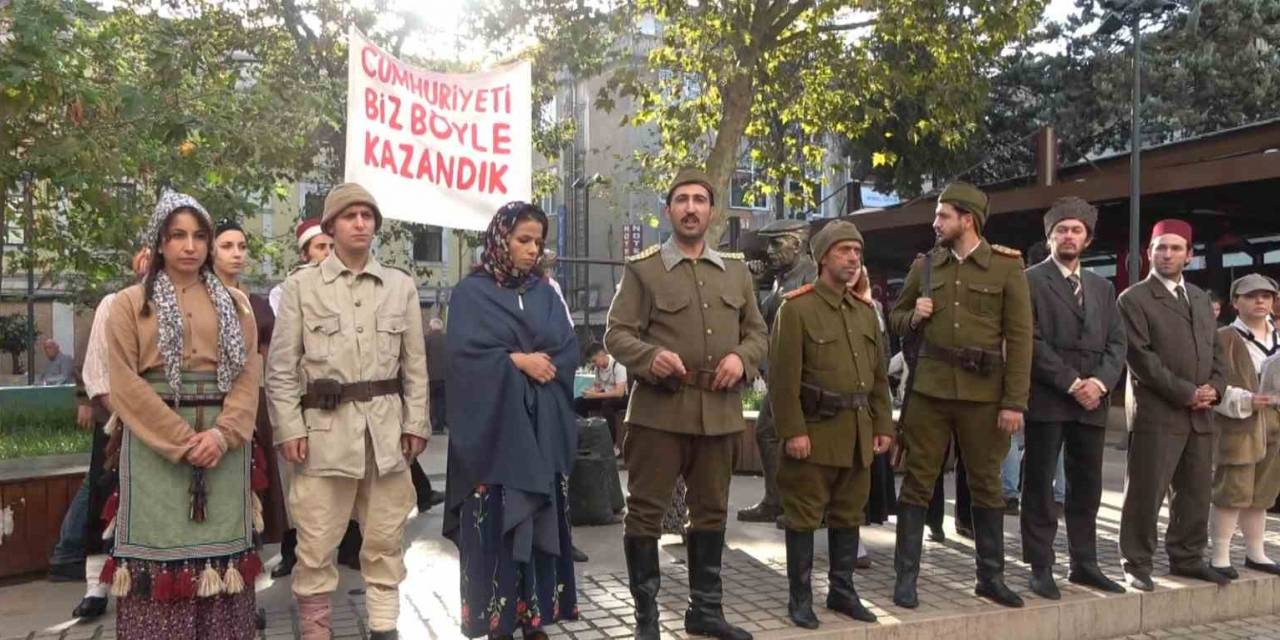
[
  {"x1": 888, "y1": 182, "x2": 1032, "y2": 609},
  {"x1": 267, "y1": 183, "x2": 429, "y2": 640},
  {"x1": 769, "y1": 221, "x2": 894, "y2": 629},
  {"x1": 605, "y1": 168, "x2": 768, "y2": 640}
]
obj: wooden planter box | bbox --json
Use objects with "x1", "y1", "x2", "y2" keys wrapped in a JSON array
[{"x1": 0, "y1": 454, "x2": 88, "y2": 579}]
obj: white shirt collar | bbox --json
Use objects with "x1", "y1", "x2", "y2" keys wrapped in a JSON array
[
  {"x1": 1052, "y1": 257, "x2": 1081, "y2": 280},
  {"x1": 1152, "y1": 271, "x2": 1185, "y2": 295},
  {"x1": 951, "y1": 242, "x2": 979, "y2": 262}
]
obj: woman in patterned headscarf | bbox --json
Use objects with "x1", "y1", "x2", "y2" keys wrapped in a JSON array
[
  {"x1": 104, "y1": 191, "x2": 262, "y2": 639},
  {"x1": 445, "y1": 202, "x2": 581, "y2": 639}
]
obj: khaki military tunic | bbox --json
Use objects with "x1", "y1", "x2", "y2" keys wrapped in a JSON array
[
  {"x1": 888, "y1": 241, "x2": 1033, "y2": 508},
  {"x1": 769, "y1": 279, "x2": 893, "y2": 530},
  {"x1": 267, "y1": 253, "x2": 430, "y2": 478},
  {"x1": 605, "y1": 238, "x2": 768, "y2": 436}
]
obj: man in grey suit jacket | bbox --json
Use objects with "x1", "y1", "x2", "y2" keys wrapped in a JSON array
[
  {"x1": 1021, "y1": 198, "x2": 1128, "y2": 599},
  {"x1": 1117, "y1": 218, "x2": 1229, "y2": 591}
]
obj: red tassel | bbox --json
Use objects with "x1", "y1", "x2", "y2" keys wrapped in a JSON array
[
  {"x1": 100, "y1": 556, "x2": 116, "y2": 584},
  {"x1": 153, "y1": 567, "x2": 174, "y2": 602},
  {"x1": 239, "y1": 552, "x2": 262, "y2": 583},
  {"x1": 176, "y1": 564, "x2": 196, "y2": 599},
  {"x1": 101, "y1": 492, "x2": 119, "y2": 525},
  {"x1": 251, "y1": 443, "x2": 269, "y2": 492}
]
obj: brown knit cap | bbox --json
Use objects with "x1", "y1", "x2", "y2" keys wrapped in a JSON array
[
  {"x1": 321, "y1": 183, "x2": 382, "y2": 231},
  {"x1": 810, "y1": 220, "x2": 864, "y2": 267},
  {"x1": 1043, "y1": 196, "x2": 1098, "y2": 237}
]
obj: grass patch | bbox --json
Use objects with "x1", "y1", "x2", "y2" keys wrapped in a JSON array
[
  {"x1": 0, "y1": 407, "x2": 91, "y2": 459},
  {"x1": 742, "y1": 387, "x2": 764, "y2": 412}
]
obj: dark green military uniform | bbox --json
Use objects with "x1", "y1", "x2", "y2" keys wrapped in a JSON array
[
  {"x1": 888, "y1": 181, "x2": 1032, "y2": 611},
  {"x1": 771, "y1": 279, "x2": 894, "y2": 529},
  {"x1": 888, "y1": 239, "x2": 1033, "y2": 508}
]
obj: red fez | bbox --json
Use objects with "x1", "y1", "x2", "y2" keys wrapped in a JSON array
[{"x1": 1150, "y1": 218, "x2": 1192, "y2": 245}]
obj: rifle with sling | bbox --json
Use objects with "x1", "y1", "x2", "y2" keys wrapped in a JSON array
[{"x1": 891, "y1": 247, "x2": 934, "y2": 470}]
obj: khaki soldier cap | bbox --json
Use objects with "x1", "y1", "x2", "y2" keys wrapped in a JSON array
[
  {"x1": 1231, "y1": 273, "x2": 1280, "y2": 298},
  {"x1": 322, "y1": 183, "x2": 383, "y2": 232},
  {"x1": 810, "y1": 220, "x2": 864, "y2": 266},
  {"x1": 666, "y1": 167, "x2": 716, "y2": 205},
  {"x1": 1043, "y1": 196, "x2": 1098, "y2": 237},
  {"x1": 938, "y1": 181, "x2": 989, "y2": 230}
]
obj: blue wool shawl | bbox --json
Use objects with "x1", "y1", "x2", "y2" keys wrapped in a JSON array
[{"x1": 442, "y1": 272, "x2": 579, "y2": 561}]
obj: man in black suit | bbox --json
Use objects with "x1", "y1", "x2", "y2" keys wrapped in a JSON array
[
  {"x1": 1020, "y1": 198, "x2": 1128, "y2": 598},
  {"x1": 1117, "y1": 218, "x2": 1229, "y2": 590}
]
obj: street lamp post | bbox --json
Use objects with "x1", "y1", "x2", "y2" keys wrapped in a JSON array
[{"x1": 1098, "y1": 0, "x2": 1174, "y2": 283}]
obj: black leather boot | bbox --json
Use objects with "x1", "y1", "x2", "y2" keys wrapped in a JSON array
[
  {"x1": 684, "y1": 530, "x2": 752, "y2": 639},
  {"x1": 272, "y1": 528, "x2": 297, "y2": 578},
  {"x1": 624, "y1": 536, "x2": 661, "y2": 640},
  {"x1": 369, "y1": 630, "x2": 398, "y2": 640},
  {"x1": 972, "y1": 507, "x2": 1024, "y2": 607},
  {"x1": 827, "y1": 528, "x2": 876, "y2": 623},
  {"x1": 893, "y1": 504, "x2": 926, "y2": 608},
  {"x1": 784, "y1": 530, "x2": 819, "y2": 629}
]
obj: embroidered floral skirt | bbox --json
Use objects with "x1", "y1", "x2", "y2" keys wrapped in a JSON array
[
  {"x1": 117, "y1": 589, "x2": 256, "y2": 640},
  {"x1": 456, "y1": 475, "x2": 579, "y2": 637}
]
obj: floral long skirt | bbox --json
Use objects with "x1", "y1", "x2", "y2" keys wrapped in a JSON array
[
  {"x1": 457, "y1": 475, "x2": 579, "y2": 637},
  {"x1": 117, "y1": 590, "x2": 256, "y2": 640},
  {"x1": 662, "y1": 476, "x2": 689, "y2": 535}
]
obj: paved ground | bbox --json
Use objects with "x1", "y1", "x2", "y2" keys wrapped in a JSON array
[
  {"x1": 6, "y1": 420, "x2": 1280, "y2": 639},
  {"x1": 1115, "y1": 614, "x2": 1280, "y2": 639}
]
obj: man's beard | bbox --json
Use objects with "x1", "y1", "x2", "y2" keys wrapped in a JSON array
[
  {"x1": 1052, "y1": 245, "x2": 1079, "y2": 262},
  {"x1": 936, "y1": 227, "x2": 959, "y2": 248}
]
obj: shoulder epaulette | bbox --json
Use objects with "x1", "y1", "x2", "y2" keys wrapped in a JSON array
[
  {"x1": 991, "y1": 244, "x2": 1022, "y2": 258},
  {"x1": 628, "y1": 244, "x2": 661, "y2": 262},
  {"x1": 721, "y1": 251, "x2": 745, "y2": 260},
  {"x1": 783, "y1": 284, "x2": 815, "y2": 300}
]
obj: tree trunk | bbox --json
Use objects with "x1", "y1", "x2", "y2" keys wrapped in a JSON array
[{"x1": 704, "y1": 72, "x2": 756, "y2": 245}]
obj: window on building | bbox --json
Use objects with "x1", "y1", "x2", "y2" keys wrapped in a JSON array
[
  {"x1": 730, "y1": 160, "x2": 770, "y2": 211},
  {"x1": 412, "y1": 224, "x2": 444, "y2": 263},
  {"x1": 303, "y1": 191, "x2": 326, "y2": 220}
]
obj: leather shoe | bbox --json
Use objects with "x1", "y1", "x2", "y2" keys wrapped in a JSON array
[
  {"x1": 1068, "y1": 564, "x2": 1125, "y2": 593},
  {"x1": 1004, "y1": 498, "x2": 1020, "y2": 516},
  {"x1": 1124, "y1": 571, "x2": 1154, "y2": 592},
  {"x1": 571, "y1": 546, "x2": 589, "y2": 563},
  {"x1": 1170, "y1": 564, "x2": 1230, "y2": 585},
  {"x1": 1029, "y1": 566, "x2": 1060, "y2": 600},
  {"x1": 1215, "y1": 565, "x2": 1240, "y2": 579},
  {"x1": 369, "y1": 630, "x2": 398, "y2": 640},
  {"x1": 737, "y1": 502, "x2": 782, "y2": 523},
  {"x1": 417, "y1": 490, "x2": 445, "y2": 513},
  {"x1": 955, "y1": 521, "x2": 974, "y2": 539},
  {"x1": 1245, "y1": 559, "x2": 1280, "y2": 575},
  {"x1": 72, "y1": 596, "x2": 107, "y2": 619},
  {"x1": 927, "y1": 524, "x2": 946, "y2": 542}
]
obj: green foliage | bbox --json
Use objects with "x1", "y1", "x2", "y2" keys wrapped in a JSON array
[
  {"x1": 470, "y1": 0, "x2": 1045, "y2": 229},
  {"x1": 0, "y1": 313, "x2": 39, "y2": 375},
  {"x1": 741, "y1": 386, "x2": 764, "y2": 412},
  {"x1": 0, "y1": 406, "x2": 89, "y2": 459}
]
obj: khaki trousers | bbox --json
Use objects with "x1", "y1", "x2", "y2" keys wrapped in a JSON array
[
  {"x1": 623, "y1": 425, "x2": 736, "y2": 537},
  {"x1": 290, "y1": 444, "x2": 414, "y2": 632}
]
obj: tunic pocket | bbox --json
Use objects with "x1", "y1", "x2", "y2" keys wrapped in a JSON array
[
  {"x1": 803, "y1": 325, "x2": 839, "y2": 371},
  {"x1": 303, "y1": 314, "x2": 341, "y2": 360},
  {"x1": 654, "y1": 294, "x2": 690, "y2": 314},
  {"x1": 377, "y1": 314, "x2": 407, "y2": 366},
  {"x1": 966, "y1": 282, "x2": 1003, "y2": 316}
]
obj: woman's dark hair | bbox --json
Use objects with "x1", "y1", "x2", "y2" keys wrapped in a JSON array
[
  {"x1": 215, "y1": 218, "x2": 245, "y2": 240},
  {"x1": 584, "y1": 342, "x2": 606, "y2": 360},
  {"x1": 141, "y1": 206, "x2": 214, "y2": 316},
  {"x1": 512, "y1": 203, "x2": 550, "y2": 240}
]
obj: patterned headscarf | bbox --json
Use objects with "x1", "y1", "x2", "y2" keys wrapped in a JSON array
[
  {"x1": 480, "y1": 201, "x2": 547, "y2": 290},
  {"x1": 142, "y1": 191, "x2": 247, "y2": 397}
]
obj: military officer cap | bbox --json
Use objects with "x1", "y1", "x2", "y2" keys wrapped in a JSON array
[
  {"x1": 1043, "y1": 196, "x2": 1098, "y2": 237},
  {"x1": 1231, "y1": 273, "x2": 1280, "y2": 299},
  {"x1": 666, "y1": 167, "x2": 716, "y2": 205},
  {"x1": 810, "y1": 220, "x2": 864, "y2": 267},
  {"x1": 938, "y1": 181, "x2": 989, "y2": 230},
  {"x1": 758, "y1": 218, "x2": 809, "y2": 237}
]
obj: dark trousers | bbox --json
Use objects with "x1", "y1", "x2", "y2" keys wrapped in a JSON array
[
  {"x1": 429, "y1": 381, "x2": 447, "y2": 433},
  {"x1": 622, "y1": 425, "x2": 735, "y2": 537},
  {"x1": 898, "y1": 395, "x2": 1007, "y2": 509},
  {"x1": 409, "y1": 459, "x2": 434, "y2": 504},
  {"x1": 1119, "y1": 429, "x2": 1214, "y2": 575},
  {"x1": 1020, "y1": 421, "x2": 1105, "y2": 568}
]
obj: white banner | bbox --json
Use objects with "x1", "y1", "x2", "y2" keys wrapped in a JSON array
[{"x1": 344, "y1": 27, "x2": 531, "y2": 231}]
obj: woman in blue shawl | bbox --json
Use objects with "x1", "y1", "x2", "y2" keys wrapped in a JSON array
[{"x1": 445, "y1": 202, "x2": 580, "y2": 639}]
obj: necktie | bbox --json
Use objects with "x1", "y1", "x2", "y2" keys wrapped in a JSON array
[
  {"x1": 1175, "y1": 285, "x2": 1190, "y2": 309},
  {"x1": 1067, "y1": 273, "x2": 1083, "y2": 307}
]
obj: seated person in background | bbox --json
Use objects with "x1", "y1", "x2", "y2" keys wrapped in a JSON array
[{"x1": 574, "y1": 342, "x2": 628, "y2": 415}]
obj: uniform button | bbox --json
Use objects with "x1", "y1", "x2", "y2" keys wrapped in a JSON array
[
  {"x1": 955, "y1": 280, "x2": 961, "y2": 285},
  {"x1": 707, "y1": 355, "x2": 714, "y2": 362},
  {"x1": 357, "y1": 326, "x2": 364, "y2": 333},
  {"x1": 703, "y1": 303, "x2": 709, "y2": 309},
  {"x1": 698, "y1": 281, "x2": 705, "y2": 287},
  {"x1": 706, "y1": 328, "x2": 713, "y2": 335},
  {"x1": 355, "y1": 300, "x2": 362, "y2": 307},
  {"x1": 954, "y1": 301, "x2": 960, "y2": 306},
  {"x1": 954, "y1": 323, "x2": 960, "y2": 328}
]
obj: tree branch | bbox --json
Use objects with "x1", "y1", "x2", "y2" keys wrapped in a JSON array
[{"x1": 775, "y1": 18, "x2": 876, "y2": 48}]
